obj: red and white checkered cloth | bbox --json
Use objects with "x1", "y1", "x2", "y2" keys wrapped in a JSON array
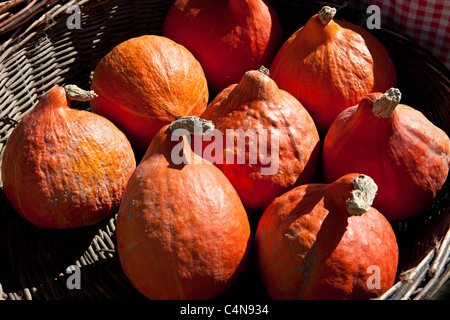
[{"x1": 351, "y1": 0, "x2": 450, "y2": 70}]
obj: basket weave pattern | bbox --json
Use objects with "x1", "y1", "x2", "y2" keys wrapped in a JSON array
[{"x1": 0, "y1": 0, "x2": 449, "y2": 300}]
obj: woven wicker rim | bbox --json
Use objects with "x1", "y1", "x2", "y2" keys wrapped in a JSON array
[
  {"x1": 0, "y1": 0, "x2": 449, "y2": 300},
  {"x1": 0, "y1": 0, "x2": 61, "y2": 36}
]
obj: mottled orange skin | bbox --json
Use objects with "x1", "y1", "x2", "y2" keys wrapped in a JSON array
[
  {"x1": 201, "y1": 70, "x2": 320, "y2": 211},
  {"x1": 255, "y1": 173, "x2": 399, "y2": 300},
  {"x1": 1, "y1": 87, "x2": 136, "y2": 229},
  {"x1": 269, "y1": 14, "x2": 397, "y2": 134},
  {"x1": 163, "y1": 0, "x2": 283, "y2": 94},
  {"x1": 323, "y1": 92, "x2": 450, "y2": 221},
  {"x1": 90, "y1": 35, "x2": 209, "y2": 151},
  {"x1": 116, "y1": 125, "x2": 251, "y2": 300}
]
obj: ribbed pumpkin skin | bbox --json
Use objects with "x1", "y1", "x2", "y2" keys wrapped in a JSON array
[
  {"x1": 201, "y1": 69, "x2": 320, "y2": 211},
  {"x1": 1, "y1": 87, "x2": 136, "y2": 229},
  {"x1": 323, "y1": 92, "x2": 450, "y2": 221},
  {"x1": 255, "y1": 173, "x2": 399, "y2": 300},
  {"x1": 90, "y1": 35, "x2": 209, "y2": 151},
  {"x1": 116, "y1": 125, "x2": 251, "y2": 300},
  {"x1": 269, "y1": 13, "x2": 396, "y2": 134},
  {"x1": 163, "y1": 0, "x2": 283, "y2": 93}
]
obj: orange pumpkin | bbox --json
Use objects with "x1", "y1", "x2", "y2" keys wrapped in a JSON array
[
  {"x1": 323, "y1": 88, "x2": 450, "y2": 221},
  {"x1": 269, "y1": 6, "x2": 397, "y2": 134},
  {"x1": 116, "y1": 117, "x2": 251, "y2": 300},
  {"x1": 200, "y1": 67, "x2": 320, "y2": 211},
  {"x1": 1, "y1": 86, "x2": 136, "y2": 229},
  {"x1": 255, "y1": 173, "x2": 399, "y2": 300},
  {"x1": 90, "y1": 35, "x2": 209, "y2": 151},
  {"x1": 163, "y1": 0, "x2": 283, "y2": 93}
]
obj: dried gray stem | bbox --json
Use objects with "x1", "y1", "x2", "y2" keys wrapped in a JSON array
[
  {"x1": 346, "y1": 174, "x2": 378, "y2": 216},
  {"x1": 258, "y1": 65, "x2": 270, "y2": 76},
  {"x1": 64, "y1": 84, "x2": 98, "y2": 102},
  {"x1": 373, "y1": 88, "x2": 402, "y2": 118},
  {"x1": 318, "y1": 6, "x2": 336, "y2": 25},
  {"x1": 169, "y1": 116, "x2": 215, "y2": 136}
]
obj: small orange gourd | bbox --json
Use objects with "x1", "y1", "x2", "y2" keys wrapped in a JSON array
[
  {"x1": 255, "y1": 173, "x2": 399, "y2": 300},
  {"x1": 116, "y1": 117, "x2": 251, "y2": 300},
  {"x1": 1, "y1": 86, "x2": 136, "y2": 229},
  {"x1": 90, "y1": 35, "x2": 209, "y2": 151},
  {"x1": 270, "y1": 6, "x2": 397, "y2": 134}
]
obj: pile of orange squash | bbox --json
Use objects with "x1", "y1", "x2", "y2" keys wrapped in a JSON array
[{"x1": 2, "y1": 0, "x2": 449, "y2": 300}]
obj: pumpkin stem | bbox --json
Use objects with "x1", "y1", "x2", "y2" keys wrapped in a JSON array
[
  {"x1": 258, "y1": 65, "x2": 270, "y2": 76},
  {"x1": 346, "y1": 174, "x2": 378, "y2": 216},
  {"x1": 318, "y1": 6, "x2": 337, "y2": 25},
  {"x1": 169, "y1": 116, "x2": 215, "y2": 136},
  {"x1": 64, "y1": 84, "x2": 98, "y2": 102},
  {"x1": 372, "y1": 88, "x2": 401, "y2": 118}
]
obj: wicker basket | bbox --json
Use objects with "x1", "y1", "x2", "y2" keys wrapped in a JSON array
[{"x1": 0, "y1": 0, "x2": 449, "y2": 301}]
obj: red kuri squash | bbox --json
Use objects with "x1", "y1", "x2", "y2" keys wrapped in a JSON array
[
  {"x1": 116, "y1": 117, "x2": 251, "y2": 300},
  {"x1": 163, "y1": 0, "x2": 283, "y2": 94},
  {"x1": 269, "y1": 6, "x2": 397, "y2": 134},
  {"x1": 255, "y1": 173, "x2": 399, "y2": 300},
  {"x1": 90, "y1": 35, "x2": 209, "y2": 151},
  {"x1": 323, "y1": 88, "x2": 450, "y2": 221},
  {"x1": 200, "y1": 67, "x2": 320, "y2": 211},
  {"x1": 1, "y1": 85, "x2": 136, "y2": 229}
]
